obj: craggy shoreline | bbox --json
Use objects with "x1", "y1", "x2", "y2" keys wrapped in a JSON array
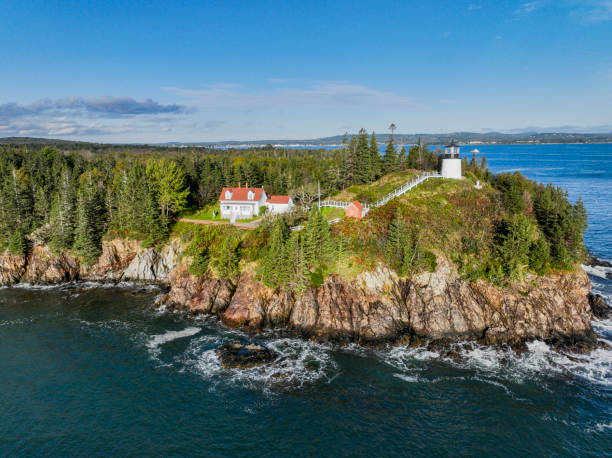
[{"x1": 1, "y1": 239, "x2": 610, "y2": 352}]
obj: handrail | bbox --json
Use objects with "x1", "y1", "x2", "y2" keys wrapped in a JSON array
[{"x1": 319, "y1": 171, "x2": 442, "y2": 210}]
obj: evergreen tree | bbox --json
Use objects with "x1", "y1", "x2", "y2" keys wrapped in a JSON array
[
  {"x1": 369, "y1": 132, "x2": 382, "y2": 181},
  {"x1": 493, "y1": 214, "x2": 534, "y2": 279},
  {"x1": 285, "y1": 232, "x2": 309, "y2": 294},
  {"x1": 384, "y1": 137, "x2": 398, "y2": 174},
  {"x1": 1, "y1": 168, "x2": 34, "y2": 254},
  {"x1": 49, "y1": 167, "x2": 76, "y2": 251},
  {"x1": 302, "y1": 207, "x2": 335, "y2": 267},
  {"x1": 211, "y1": 234, "x2": 241, "y2": 278},
  {"x1": 354, "y1": 129, "x2": 371, "y2": 184},
  {"x1": 73, "y1": 169, "x2": 106, "y2": 265},
  {"x1": 260, "y1": 217, "x2": 289, "y2": 288}
]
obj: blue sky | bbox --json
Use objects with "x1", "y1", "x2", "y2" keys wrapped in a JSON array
[{"x1": 1, "y1": 0, "x2": 611, "y2": 142}]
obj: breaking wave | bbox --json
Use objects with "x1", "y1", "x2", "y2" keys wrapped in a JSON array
[
  {"x1": 146, "y1": 327, "x2": 202, "y2": 359},
  {"x1": 380, "y1": 339, "x2": 612, "y2": 390},
  {"x1": 181, "y1": 335, "x2": 338, "y2": 392}
]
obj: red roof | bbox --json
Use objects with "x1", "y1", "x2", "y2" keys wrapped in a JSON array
[
  {"x1": 348, "y1": 200, "x2": 363, "y2": 211},
  {"x1": 219, "y1": 187, "x2": 265, "y2": 202},
  {"x1": 267, "y1": 195, "x2": 291, "y2": 204}
]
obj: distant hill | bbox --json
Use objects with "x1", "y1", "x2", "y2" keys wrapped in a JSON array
[{"x1": 2, "y1": 131, "x2": 612, "y2": 151}]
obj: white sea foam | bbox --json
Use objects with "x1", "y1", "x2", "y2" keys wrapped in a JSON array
[
  {"x1": 147, "y1": 327, "x2": 202, "y2": 359},
  {"x1": 582, "y1": 264, "x2": 612, "y2": 279},
  {"x1": 380, "y1": 339, "x2": 612, "y2": 389},
  {"x1": 9, "y1": 280, "x2": 161, "y2": 291},
  {"x1": 393, "y1": 373, "x2": 421, "y2": 383},
  {"x1": 183, "y1": 336, "x2": 338, "y2": 392}
]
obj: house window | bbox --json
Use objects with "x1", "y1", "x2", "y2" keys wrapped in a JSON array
[
  {"x1": 225, "y1": 190, "x2": 232, "y2": 199},
  {"x1": 224, "y1": 205, "x2": 231, "y2": 211},
  {"x1": 247, "y1": 190, "x2": 254, "y2": 200}
]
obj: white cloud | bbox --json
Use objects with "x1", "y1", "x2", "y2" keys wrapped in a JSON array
[{"x1": 0, "y1": 96, "x2": 188, "y2": 120}]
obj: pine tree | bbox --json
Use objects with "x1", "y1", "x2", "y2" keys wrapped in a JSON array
[
  {"x1": 212, "y1": 234, "x2": 241, "y2": 278},
  {"x1": 1, "y1": 168, "x2": 34, "y2": 254},
  {"x1": 73, "y1": 169, "x2": 106, "y2": 265},
  {"x1": 354, "y1": 129, "x2": 371, "y2": 184},
  {"x1": 285, "y1": 232, "x2": 309, "y2": 294},
  {"x1": 302, "y1": 207, "x2": 335, "y2": 268},
  {"x1": 384, "y1": 137, "x2": 398, "y2": 174},
  {"x1": 49, "y1": 167, "x2": 76, "y2": 251},
  {"x1": 260, "y1": 217, "x2": 289, "y2": 288},
  {"x1": 369, "y1": 132, "x2": 382, "y2": 181}
]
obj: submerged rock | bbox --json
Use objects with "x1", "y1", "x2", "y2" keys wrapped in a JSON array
[{"x1": 216, "y1": 341, "x2": 278, "y2": 369}]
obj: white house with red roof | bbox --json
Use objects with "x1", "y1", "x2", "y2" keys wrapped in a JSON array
[
  {"x1": 218, "y1": 184, "x2": 293, "y2": 221},
  {"x1": 266, "y1": 195, "x2": 294, "y2": 215}
]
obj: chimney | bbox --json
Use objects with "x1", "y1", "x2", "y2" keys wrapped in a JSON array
[
  {"x1": 246, "y1": 182, "x2": 249, "y2": 188},
  {"x1": 238, "y1": 182, "x2": 241, "y2": 188}
]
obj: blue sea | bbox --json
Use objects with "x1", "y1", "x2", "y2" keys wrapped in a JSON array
[{"x1": 1, "y1": 144, "x2": 611, "y2": 456}]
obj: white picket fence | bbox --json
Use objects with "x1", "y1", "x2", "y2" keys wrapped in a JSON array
[
  {"x1": 319, "y1": 171, "x2": 442, "y2": 211},
  {"x1": 292, "y1": 171, "x2": 442, "y2": 230}
]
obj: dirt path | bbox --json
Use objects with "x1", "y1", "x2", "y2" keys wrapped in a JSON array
[{"x1": 178, "y1": 218, "x2": 263, "y2": 229}]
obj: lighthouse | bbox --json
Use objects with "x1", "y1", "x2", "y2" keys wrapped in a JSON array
[{"x1": 439, "y1": 139, "x2": 462, "y2": 179}]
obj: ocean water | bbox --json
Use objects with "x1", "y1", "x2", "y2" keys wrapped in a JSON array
[{"x1": 1, "y1": 144, "x2": 611, "y2": 456}]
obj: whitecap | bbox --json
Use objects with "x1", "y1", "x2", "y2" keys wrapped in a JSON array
[
  {"x1": 393, "y1": 373, "x2": 421, "y2": 383},
  {"x1": 147, "y1": 327, "x2": 202, "y2": 359},
  {"x1": 183, "y1": 336, "x2": 338, "y2": 392},
  {"x1": 582, "y1": 264, "x2": 612, "y2": 279}
]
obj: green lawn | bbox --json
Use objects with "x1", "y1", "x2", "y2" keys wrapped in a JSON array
[{"x1": 321, "y1": 207, "x2": 345, "y2": 220}]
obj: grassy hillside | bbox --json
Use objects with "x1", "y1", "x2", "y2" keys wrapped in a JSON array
[{"x1": 330, "y1": 170, "x2": 420, "y2": 204}]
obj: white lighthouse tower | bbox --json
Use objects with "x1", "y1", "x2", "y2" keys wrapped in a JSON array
[{"x1": 439, "y1": 139, "x2": 462, "y2": 179}]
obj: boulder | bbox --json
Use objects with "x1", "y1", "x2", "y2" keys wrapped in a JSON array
[
  {"x1": 588, "y1": 293, "x2": 611, "y2": 319},
  {"x1": 216, "y1": 341, "x2": 278, "y2": 368}
]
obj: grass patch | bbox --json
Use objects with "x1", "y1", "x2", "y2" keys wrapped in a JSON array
[
  {"x1": 181, "y1": 202, "x2": 260, "y2": 223},
  {"x1": 181, "y1": 203, "x2": 221, "y2": 221},
  {"x1": 321, "y1": 207, "x2": 345, "y2": 221},
  {"x1": 331, "y1": 170, "x2": 420, "y2": 203}
]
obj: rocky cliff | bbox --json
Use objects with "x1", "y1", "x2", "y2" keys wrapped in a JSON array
[
  {"x1": 1, "y1": 238, "x2": 605, "y2": 349},
  {"x1": 159, "y1": 256, "x2": 599, "y2": 349},
  {"x1": 0, "y1": 238, "x2": 182, "y2": 286}
]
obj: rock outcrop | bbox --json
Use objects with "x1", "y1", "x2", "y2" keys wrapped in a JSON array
[
  {"x1": 0, "y1": 251, "x2": 27, "y2": 286},
  {"x1": 158, "y1": 258, "x2": 595, "y2": 346},
  {"x1": 20, "y1": 245, "x2": 80, "y2": 284},
  {"x1": 123, "y1": 239, "x2": 182, "y2": 282},
  {"x1": 0, "y1": 238, "x2": 181, "y2": 286},
  {"x1": 588, "y1": 293, "x2": 611, "y2": 319},
  {"x1": 216, "y1": 341, "x2": 278, "y2": 368},
  {"x1": 1, "y1": 236, "x2": 601, "y2": 349},
  {"x1": 81, "y1": 239, "x2": 141, "y2": 281}
]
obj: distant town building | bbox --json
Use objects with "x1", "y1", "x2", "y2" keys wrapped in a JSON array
[
  {"x1": 218, "y1": 184, "x2": 291, "y2": 221},
  {"x1": 266, "y1": 195, "x2": 294, "y2": 214},
  {"x1": 345, "y1": 200, "x2": 364, "y2": 219},
  {"x1": 439, "y1": 139, "x2": 462, "y2": 179}
]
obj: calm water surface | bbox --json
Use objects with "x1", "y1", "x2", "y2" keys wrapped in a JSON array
[{"x1": 1, "y1": 144, "x2": 611, "y2": 456}]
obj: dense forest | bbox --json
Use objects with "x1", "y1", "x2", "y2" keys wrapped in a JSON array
[{"x1": 0, "y1": 132, "x2": 588, "y2": 291}]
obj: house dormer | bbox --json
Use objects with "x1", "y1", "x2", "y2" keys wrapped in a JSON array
[
  {"x1": 247, "y1": 190, "x2": 255, "y2": 200},
  {"x1": 224, "y1": 190, "x2": 232, "y2": 200}
]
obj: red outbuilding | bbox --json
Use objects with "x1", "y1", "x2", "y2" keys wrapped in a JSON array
[{"x1": 345, "y1": 200, "x2": 364, "y2": 219}]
